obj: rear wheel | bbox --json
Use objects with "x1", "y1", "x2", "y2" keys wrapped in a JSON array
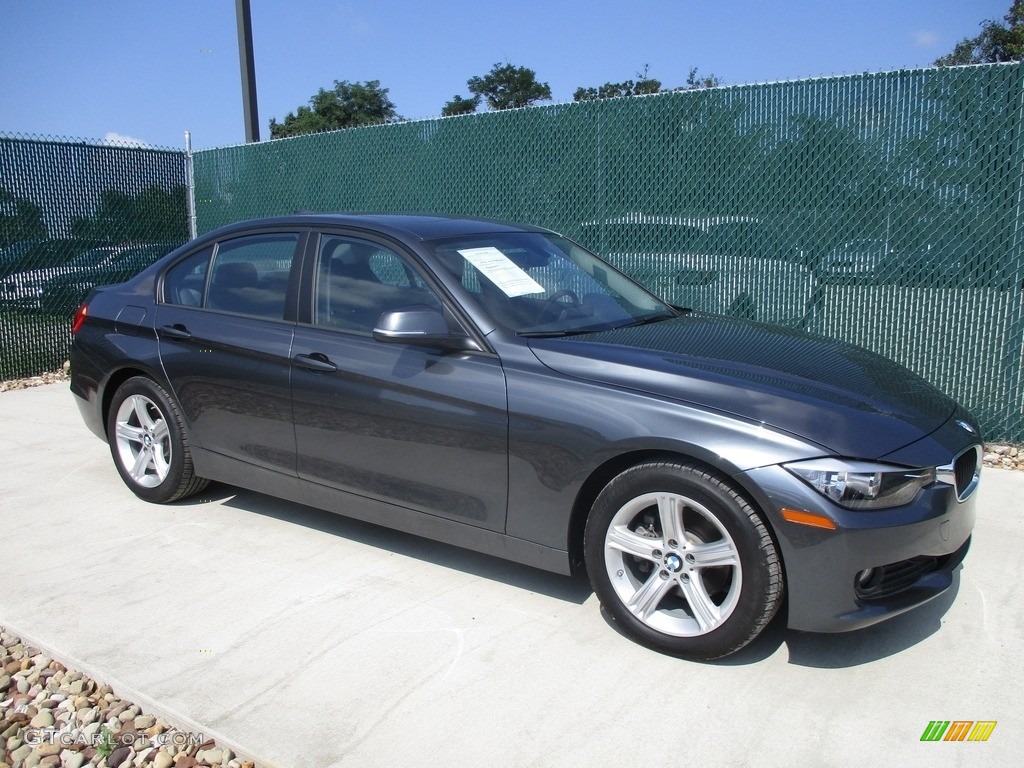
[
  {"x1": 107, "y1": 376, "x2": 208, "y2": 503},
  {"x1": 584, "y1": 460, "x2": 783, "y2": 659}
]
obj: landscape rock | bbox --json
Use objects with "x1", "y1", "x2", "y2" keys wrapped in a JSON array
[
  {"x1": 29, "y1": 711, "x2": 54, "y2": 728},
  {"x1": 105, "y1": 745, "x2": 131, "y2": 767}
]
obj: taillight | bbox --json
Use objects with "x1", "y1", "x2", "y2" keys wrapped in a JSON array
[{"x1": 71, "y1": 303, "x2": 88, "y2": 335}]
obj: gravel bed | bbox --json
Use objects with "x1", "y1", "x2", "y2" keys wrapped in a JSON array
[
  {"x1": 0, "y1": 629, "x2": 259, "y2": 768},
  {"x1": 0, "y1": 367, "x2": 69, "y2": 393}
]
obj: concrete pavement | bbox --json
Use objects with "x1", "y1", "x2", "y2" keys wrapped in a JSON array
[{"x1": 1, "y1": 382, "x2": 1021, "y2": 767}]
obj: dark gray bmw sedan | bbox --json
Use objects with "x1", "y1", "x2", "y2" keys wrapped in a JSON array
[{"x1": 69, "y1": 214, "x2": 980, "y2": 659}]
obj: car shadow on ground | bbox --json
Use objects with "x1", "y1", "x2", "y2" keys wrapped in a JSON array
[
  {"x1": 188, "y1": 483, "x2": 961, "y2": 665},
  {"x1": 194, "y1": 483, "x2": 593, "y2": 605},
  {"x1": 597, "y1": 570, "x2": 960, "y2": 668},
  {"x1": 782, "y1": 572, "x2": 961, "y2": 668}
]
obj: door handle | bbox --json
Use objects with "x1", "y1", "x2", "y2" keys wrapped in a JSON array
[
  {"x1": 159, "y1": 324, "x2": 192, "y2": 340},
  {"x1": 294, "y1": 353, "x2": 338, "y2": 372}
]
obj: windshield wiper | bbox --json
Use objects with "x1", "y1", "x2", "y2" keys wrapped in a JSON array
[
  {"x1": 517, "y1": 327, "x2": 603, "y2": 338},
  {"x1": 613, "y1": 313, "x2": 676, "y2": 330}
]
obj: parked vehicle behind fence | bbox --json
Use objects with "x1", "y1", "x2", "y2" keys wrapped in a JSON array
[
  {"x1": 0, "y1": 242, "x2": 173, "y2": 314},
  {"x1": 582, "y1": 214, "x2": 814, "y2": 327},
  {"x1": 40, "y1": 243, "x2": 175, "y2": 316},
  {"x1": 0, "y1": 239, "x2": 113, "y2": 281}
]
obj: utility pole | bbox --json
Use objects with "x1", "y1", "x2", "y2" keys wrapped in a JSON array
[{"x1": 235, "y1": 0, "x2": 260, "y2": 142}]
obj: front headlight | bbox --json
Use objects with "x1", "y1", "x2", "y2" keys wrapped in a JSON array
[{"x1": 784, "y1": 459, "x2": 936, "y2": 510}]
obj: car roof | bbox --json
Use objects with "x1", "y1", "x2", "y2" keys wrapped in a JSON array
[{"x1": 200, "y1": 213, "x2": 553, "y2": 243}]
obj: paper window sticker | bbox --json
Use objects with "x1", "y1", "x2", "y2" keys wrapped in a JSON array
[{"x1": 457, "y1": 246, "x2": 546, "y2": 297}]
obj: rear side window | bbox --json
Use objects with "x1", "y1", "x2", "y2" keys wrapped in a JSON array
[
  {"x1": 163, "y1": 246, "x2": 212, "y2": 307},
  {"x1": 208, "y1": 233, "x2": 300, "y2": 319},
  {"x1": 161, "y1": 234, "x2": 300, "y2": 319}
]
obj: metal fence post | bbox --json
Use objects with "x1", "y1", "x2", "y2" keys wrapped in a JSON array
[{"x1": 184, "y1": 130, "x2": 197, "y2": 240}]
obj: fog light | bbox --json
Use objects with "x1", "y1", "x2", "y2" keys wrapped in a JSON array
[{"x1": 856, "y1": 568, "x2": 876, "y2": 588}]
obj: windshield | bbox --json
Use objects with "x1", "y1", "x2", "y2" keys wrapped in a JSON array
[{"x1": 427, "y1": 232, "x2": 675, "y2": 335}]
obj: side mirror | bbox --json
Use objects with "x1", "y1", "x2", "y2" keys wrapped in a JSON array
[{"x1": 372, "y1": 307, "x2": 455, "y2": 346}]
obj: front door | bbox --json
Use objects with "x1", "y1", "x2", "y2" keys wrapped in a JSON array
[{"x1": 290, "y1": 232, "x2": 509, "y2": 530}]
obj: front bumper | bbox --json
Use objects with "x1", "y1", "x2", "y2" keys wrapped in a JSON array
[{"x1": 737, "y1": 456, "x2": 977, "y2": 633}]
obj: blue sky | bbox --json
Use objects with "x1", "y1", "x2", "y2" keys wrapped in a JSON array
[{"x1": 0, "y1": 1, "x2": 1012, "y2": 150}]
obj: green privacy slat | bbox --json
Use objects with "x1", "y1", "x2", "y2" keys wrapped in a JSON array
[
  {"x1": 0, "y1": 134, "x2": 188, "y2": 379},
  {"x1": 4, "y1": 64, "x2": 1024, "y2": 441}
]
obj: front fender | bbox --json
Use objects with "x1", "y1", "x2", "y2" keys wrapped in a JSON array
[{"x1": 503, "y1": 361, "x2": 828, "y2": 550}]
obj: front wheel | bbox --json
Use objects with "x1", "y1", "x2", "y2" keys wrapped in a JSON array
[
  {"x1": 106, "y1": 376, "x2": 208, "y2": 503},
  {"x1": 584, "y1": 460, "x2": 783, "y2": 659}
]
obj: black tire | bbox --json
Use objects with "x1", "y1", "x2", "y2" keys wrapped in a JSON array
[
  {"x1": 584, "y1": 460, "x2": 783, "y2": 659},
  {"x1": 106, "y1": 376, "x2": 208, "y2": 503}
]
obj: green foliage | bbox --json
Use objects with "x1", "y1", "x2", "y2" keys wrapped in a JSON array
[
  {"x1": 70, "y1": 185, "x2": 188, "y2": 243},
  {"x1": 574, "y1": 76, "x2": 662, "y2": 101},
  {"x1": 0, "y1": 187, "x2": 48, "y2": 248},
  {"x1": 574, "y1": 65, "x2": 719, "y2": 101},
  {"x1": 441, "y1": 94, "x2": 481, "y2": 117},
  {"x1": 935, "y1": 0, "x2": 1024, "y2": 65},
  {"x1": 574, "y1": 83, "x2": 629, "y2": 101},
  {"x1": 633, "y1": 74, "x2": 663, "y2": 95},
  {"x1": 683, "y1": 67, "x2": 723, "y2": 90},
  {"x1": 96, "y1": 726, "x2": 116, "y2": 759},
  {"x1": 575, "y1": 65, "x2": 662, "y2": 101},
  {"x1": 466, "y1": 63, "x2": 552, "y2": 110},
  {"x1": 270, "y1": 80, "x2": 398, "y2": 138}
]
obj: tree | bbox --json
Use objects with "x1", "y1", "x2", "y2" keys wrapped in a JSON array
[
  {"x1": 573, "y1": 65, "x2": 721, "y2": 101},
  {"x1": 935, "y1": 1, "x2": 1024, "y2": 65},
  {"x1": 683, "y1": 67, "x2": 722, "y2": 90},
  {"x1": 269, "y1": 80, "x2": 398, "y2": 138},
  {"x1": 466, "y1": 63, "x2": 552, "y2": 110},
  {"x1": 0, "y1": 188, "x2": 47, "y2": 249},
  {"x1": 442, "y1": 94, "x2": 481, "y2": 117},
  {"x1": 574, "y1": 66, "x2": 663, "y2": 102}
]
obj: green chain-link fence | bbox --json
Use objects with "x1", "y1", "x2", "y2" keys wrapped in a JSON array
[
  {"x1": 194, "y1": 63, "x2": 1024, "y2": 441},
  {"x1": 0, "y1": 134, "x2": 188, "y2": 378},
  {"x1": 3, "y1": 63, "x2": 1023, "y2": 441}
]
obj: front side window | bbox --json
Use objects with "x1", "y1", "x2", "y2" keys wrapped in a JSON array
[{"x1": 314, "y1": 235, "x2": 441, "y2": 333}]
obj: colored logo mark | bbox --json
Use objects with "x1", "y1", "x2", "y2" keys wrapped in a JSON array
[{"x1": 921, "y1": 721, "x2": 997, "y2": 742}]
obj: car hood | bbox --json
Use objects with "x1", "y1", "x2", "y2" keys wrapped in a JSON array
[{"x1": 527, "y1": 314, "x2": 957, "y2": 458}]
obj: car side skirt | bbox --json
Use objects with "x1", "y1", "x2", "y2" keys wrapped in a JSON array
[{"x1": 193, "y1": 447, "x2": 572, "y2": 576}]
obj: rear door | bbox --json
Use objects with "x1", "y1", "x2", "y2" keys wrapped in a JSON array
[
  {"x1": 156, "y1": 229, "x2": 307, "y2": 475},
  {"x1": 289, "y1": 230, "x2": 509, "y2": 531}
]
